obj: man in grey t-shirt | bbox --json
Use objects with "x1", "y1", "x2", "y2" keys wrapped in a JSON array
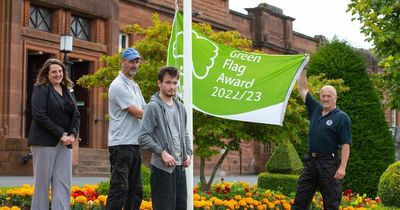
[{"x1": 106, "y1": 48, "x2": 146, "y2": 210}]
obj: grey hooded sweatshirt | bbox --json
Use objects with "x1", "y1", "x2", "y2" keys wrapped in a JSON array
[{"x1": 139, "y1": 92, "x2": 192, "y2": 173}]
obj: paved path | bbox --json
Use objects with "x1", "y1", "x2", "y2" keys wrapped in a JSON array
[{"x1": 0, "y1": 175, "x2": 258, "y2": 187}]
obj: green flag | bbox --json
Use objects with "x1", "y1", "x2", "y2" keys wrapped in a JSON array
[{"x1": 167, "y1": 12, "x2": 308, "y2": 125}]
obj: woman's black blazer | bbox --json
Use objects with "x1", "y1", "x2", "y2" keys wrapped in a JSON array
[{"x1": 28, "y1": 85, "x2": 80, "y2": 147}]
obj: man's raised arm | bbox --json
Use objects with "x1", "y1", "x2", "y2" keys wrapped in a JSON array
[{"x1": 298, "y1": 69, "x2": 309, "y2": 102}]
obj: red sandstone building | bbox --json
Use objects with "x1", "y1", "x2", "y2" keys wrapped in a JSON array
[{"x1": 0, "y1": 0, "x2": 326, "y2": 176}]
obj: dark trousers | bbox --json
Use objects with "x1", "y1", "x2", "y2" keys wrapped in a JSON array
[
  {"x1": 151, "y1": 165, "x2": 187, "y2": 210},
  {"x1": 106, "y1": 145, "x2": 143, "y2": 210},
  {"x1": 291, "y1": 154, "x2": 341, "y2": 210}
]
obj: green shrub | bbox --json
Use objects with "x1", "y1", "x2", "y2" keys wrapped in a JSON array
[
  {"x1": 141, "y1": 164, "x2": 151, "y2": 186},
  {"x1": 266, "y1": 141, "x2": 303, "y2": 175},
  {"x1": 377, "y1": 161, "x2": 400, "y2": 207},
  {"x1": 371, "y1": 207, "x2": 400, "y2": 210},
  {"x1": 257, "y1": 172, "x2": 299, "y2": 195},
  {"x1": 307, "y1": 40, "x2": 395, "y2": 195},
  {"x1": 96, "y1": 164, "x2": 152, "y2": 199},
  {"x1": 96, "y1": 179, "x2": 110, "y2": 195}
]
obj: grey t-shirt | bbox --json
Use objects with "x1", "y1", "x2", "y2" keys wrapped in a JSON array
[
  {"x1": 164, "y1": 101, "x2": 182, "y2": 165},
  {"x1": 108, "y1": 72, "x2": 146, "y2": 146}
]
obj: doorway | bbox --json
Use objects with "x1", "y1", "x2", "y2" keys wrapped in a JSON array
[
  {"x1": 25, "y1": 52, "x2": 52, "y2": 137},
  {"x1": 70, "y1": 60, "x2": 91, "y2": 146}
]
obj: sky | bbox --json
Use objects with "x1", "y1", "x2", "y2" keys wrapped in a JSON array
[{"x1": 229, "y1": 0, "x2": 373, "y2": 49}]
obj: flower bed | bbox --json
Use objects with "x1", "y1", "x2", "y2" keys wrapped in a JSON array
[
  {"x1": 0, "y1": 184, "x2": 152, "y2": 210},
  {"x1": 194, "y1": 180, "x2": 382, "y2": 210},
  {"x1": 0, "y1": 181, "x2": 384, "y2": 210}
]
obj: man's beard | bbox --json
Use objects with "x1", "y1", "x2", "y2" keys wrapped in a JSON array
[
  {"x1": 163, "y1": 90, "x2": 176, "y2": 97},
  {"x1": 128, "y1": 69, "x2": 137, "y2": 76}
]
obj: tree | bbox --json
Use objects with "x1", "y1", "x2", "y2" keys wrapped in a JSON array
[
  {"x1": 77, "y1": 14, "x2": 170, "y2": 101},
  {"x1": 348, "y1": 0, "x2": 400, "y2": 108},
  {"x1": 77, "y1": 13, "x2": 348, "y2": 191},
  {"x1": 307, "y1": 40, "x2": 395, "y2": 196}
]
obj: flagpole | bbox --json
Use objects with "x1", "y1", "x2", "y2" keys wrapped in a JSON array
[{"x1": 183, "y1": 0, "x2": 193, "y2": 209}]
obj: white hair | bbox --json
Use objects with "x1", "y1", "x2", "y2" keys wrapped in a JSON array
[{"x1": 321, "y1": 85, "x2": 337, "y2": 97}]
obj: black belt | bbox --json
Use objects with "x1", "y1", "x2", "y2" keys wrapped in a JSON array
[{"x1": 308, "y1": 152, "x2": 337, "y2": 158}]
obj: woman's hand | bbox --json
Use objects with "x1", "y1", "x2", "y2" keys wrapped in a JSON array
[
  {"x1": 68, "y1": 134, "x2": 76, "y2": 143},
  {"x1": 60, "y1": 132, "x2": 73, "y2": 145}
]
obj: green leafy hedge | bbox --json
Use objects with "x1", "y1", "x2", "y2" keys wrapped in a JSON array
[
  {"x1": 266, "y1": 141, "x2": 303, "y2": 175},
  {"x1": 307, "y1": 40, "x2": 395, "y2": 196},
  {"x1": 257, "y1": 172, "x2": 299, "y2": 195},
  {"x1": 378, "y1": 161, "x2": 400, "y2": 207}
]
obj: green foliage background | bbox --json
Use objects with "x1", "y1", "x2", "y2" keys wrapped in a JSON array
[
  {"x1": 266, "y1": 141, "x2": 303, "y2": 175},
  {"x1": 348, "y1": 0, "x2": 400, "y2": 108},
  {"x1": 378, "y1": 161, "x2": 400, "y2": 207},
  {"x1": 257, "y1": 173, "x2": 299, "y2": 195},
  {"x1": 307, "y1": 40, "x2": 395, "y2": 196}
]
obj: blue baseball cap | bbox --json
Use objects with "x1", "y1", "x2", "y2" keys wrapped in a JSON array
[{"x1": 121, "y1": 48, "x2": 141, "y2": 61}]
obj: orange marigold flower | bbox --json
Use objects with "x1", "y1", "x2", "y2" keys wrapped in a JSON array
[
  {"x1": 234, "y1": 195, "x2": 242, "y2": 200},
  {"x1": 257, "y1": 205, "x2": 266, "y2": 210},
  {"x1": 283, "y1": 203, "x2": 291, "y2": 210},
  {"x1": 194, "y1": 200, "x2": 203, "y2": 208},
  {"x1": 193, "y1": 194, "x2": 201, "y2": 201},
  {"x1": 239, "y1": 199, "x2": 247, "y2": 207},
  {"x1": 268, "y1": 202, "x2": 275, "y2": 209},
  {"x1": 75, "y1": 195, "x2": 88, "y2": 204}
]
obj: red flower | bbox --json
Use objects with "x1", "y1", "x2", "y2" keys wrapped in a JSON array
[
  {"x1": 343, "y1": 189, "x2": 353, "y2": 196},
  {"x1": 375, "y1": 197, "x2": 381, "y2": 203},
  {"x1": 71, "y1": 190, "x2": 85, "y2": 198}
]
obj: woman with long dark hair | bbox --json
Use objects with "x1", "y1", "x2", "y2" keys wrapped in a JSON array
[{"x1": 28, "y1": 58, "x2": 80, "y2": 210}]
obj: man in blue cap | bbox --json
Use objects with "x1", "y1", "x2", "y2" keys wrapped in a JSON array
[{"x1": 106, "y1": 48, "x2": 146, "y2": 210}]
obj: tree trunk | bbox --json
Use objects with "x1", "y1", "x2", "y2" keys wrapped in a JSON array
[
  {"x1": 206, "y1": 147, "x2": 230, "y2": 189},
  {"x1": 199, "y1": 157, "x2": 208, "y2": 191}
]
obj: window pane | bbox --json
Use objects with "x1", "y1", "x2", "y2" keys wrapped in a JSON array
[
  {"x1": 70, "y1": 16, "x2": 90, "y2": 40},
  {"x1": 119, "y1": 33, "x2": 129, "y2": 52},
  {"x1": 29, "y1": 5, "x2": 51, "y2": 32}
]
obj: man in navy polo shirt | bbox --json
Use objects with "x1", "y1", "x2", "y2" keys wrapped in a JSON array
[{"x1": 291, "y1": 69, "x2": 352, "y2": 210}]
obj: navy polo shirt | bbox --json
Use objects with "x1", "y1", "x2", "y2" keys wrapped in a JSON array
[{"x1": 305, "y1": 92, "x2": 352, "y2": 153}]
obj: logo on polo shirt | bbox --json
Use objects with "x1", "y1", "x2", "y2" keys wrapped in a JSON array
[{"x1": 326, "y1": 120, "x2": 333, "y2": 126}]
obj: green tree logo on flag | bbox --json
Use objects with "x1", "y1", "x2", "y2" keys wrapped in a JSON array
[{"x1": 167, "y1": 12, "x2": 308, "y2": 125}]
